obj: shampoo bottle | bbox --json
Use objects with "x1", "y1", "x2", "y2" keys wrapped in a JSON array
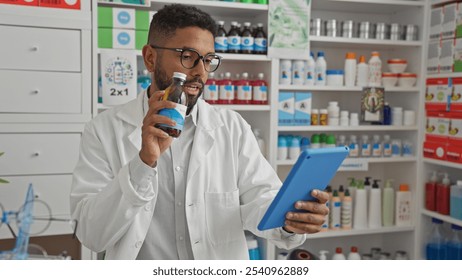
[
  {"x1": 341, "y1": 189, "x2": 353, "y2": 229},
  {"x1": 330, "y1": 190, "x2": 341, "y2": 230},
  {"x1": 425, "y1": 171, "x2": 438, "y2": 211},
  {"x1": 347, "y1": 246, "x2": 362, "y2": 260},
  {"x1": 382, "y1": 179, "x2": 395, "y2": 227},
  {"x1": 332, "y1": 247, "x2": 346, "y2": 260},
  {"x1": 436, "y1": 173, "x2": 451, "y2": 215},
  {"x1": 395, "y1": 184, "x2": 412, "y2": 226},
  {"x1": 368, "y1": 180, "x2": 382, "y2": 229},
  {"x1": 353, "y1": 180, "x2": 368, "y2": 229}
]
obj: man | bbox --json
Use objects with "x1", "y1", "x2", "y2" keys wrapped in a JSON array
[{"x1": 70, "y1": 4, "x2": 329, "y2": 260}]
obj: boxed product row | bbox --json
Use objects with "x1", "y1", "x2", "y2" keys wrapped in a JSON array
[
  {"x1": 425, "y1": 219, "x2": 462, "y2": 260},
  {"x1": 427, "y1": 38, "x2": 462, "y2": 74},
  {"x1": 425, "y1": 111, "x2": 462, "y2": 145},
  {"x1": 215, "y1": 21, "x2": 267, "y2": 54},
  {"x1": 430, "y1": 3, "x2": 462, "y2": 42},
  {"x1": 426, "y1": 77, "x2": 462, "y2": 111},
  {"x1": 0, "y1": 0, "x2": 80, "y2": 9}
]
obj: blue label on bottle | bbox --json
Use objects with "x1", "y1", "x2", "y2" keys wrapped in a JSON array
[
  {"x1": 241, "y1": 37, "x2": 254, "y2": 51},
  {"x1": 228, "y1": 36, "x2": 241, "y2": 51},
  {"x1": 254, "y1": 38, "x2": 267, "y2": 51},
  {"x1": 158, "y1": 104, "x2": 186, "y2": 131},
  {"x1": 117, "y1": 32, "x2": 131, "y2": 45},
  {"x1": 215, "y1": 36, "x2": 228, "y2": 52}
]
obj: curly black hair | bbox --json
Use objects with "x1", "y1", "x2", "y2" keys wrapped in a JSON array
[{"x1": 148, "y1": 4, "x2": 217, "y2": 45}]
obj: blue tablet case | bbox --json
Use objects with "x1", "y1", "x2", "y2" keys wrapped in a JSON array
[{"x1": 258, "y1": 146, "x2": 349, "y2": 231}]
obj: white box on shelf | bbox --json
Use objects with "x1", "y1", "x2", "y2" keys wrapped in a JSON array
[
  {"x1": 430, "y1": 7, "x2": 443, "y2": 41},
  {"x1": 278, "y1": 92, "x2": 294, "y2": 126},
  {"x1": 427, "y1": 40, "x2": 440, "y2": 74},
  {"x1": 442, "y1": 3, "x2": 458, "y2": 39},
  {"x1": 440, "y1": 38, "x2": 454, "y2": 73}
]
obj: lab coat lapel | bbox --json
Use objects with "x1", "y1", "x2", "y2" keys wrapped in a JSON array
[{"x1": 116, "y1": 92, "x2": 145, "y2": 155}]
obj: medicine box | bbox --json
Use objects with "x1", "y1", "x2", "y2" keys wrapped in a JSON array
[
  {"x1": 450, "y1": 77, "x2": 462, "y2": 111},
  {"x1": 278, "y1": 92, "x2": 294, "y2": 126},
  {"x1": 99, "y1": 7, "x2": 152, "y2": 30},
  {"x1": 0, "y1": 0, "x2": 38, "y2": 6},
  {"x1": 440, "y1": 38, "x2": 455, "y2": 73},
  {"x1": 294, "y1": 92, "x2": 312, "y2": 126},
  {"x1": 427, "y1": 41, "x2": 440, "y2": 74},
  {"x1": 425, "y1": 111, "x2": 450, "y2": 142},
  {"x1": 423, "y1": 141, "x2": 448, "y2": 161},
  {"x1": 39, "y1": 0, "x2": 80, "y2": 9},
  {"x1": 447, "y1": 143, "x2": 462, "y2": 163},
  {"x1": 99, "y1": 28, "x2": 135, "y2": 50},
  {"x1": 425, "y1": 78, "x2": 451, "y2": 111},
  {"x1": 448, "y1": 112, "x2": 462, "y2": 145},
  {"x1": 430, "y1": 7, "x2": 443, "y2": 41},
  {"x1": 442, "y1": 3, "x2": 458, "y2": 39}
]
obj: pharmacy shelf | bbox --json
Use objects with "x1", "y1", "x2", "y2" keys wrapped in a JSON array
[
  {"x1": 312, "y1": 0, "x2": 424, "y2": 14},
  {"x1": 97, "y1": 103, "x2": 270, "y2": 112},
  {"x1": 277, "y1": 156, "x2": 417, "y2": 166},
  {"x1": 310, "y1": 36, "x2": 423, "y2": 50},
  {"x1": 423, "y1": 158, "x2": 462, "y2": 170},
  {"x1": 97, "y1": 49, "x2": 270, "y2": 62},
  {"x1": 278, "y1": 125, "x2": 418, "y2": 132},
  {"x1": 149, "y1": 0, "x2": 268, "y2": 17},
  {"x1": 421, "y1": 209, "x2": 462, "y2": 227},
  {"x1": 431, "y1": 0, "x2": 459, "y2": 7},
  {"x1": 278, "y1": 84, "x2": 419, "y2": 93},
  {"x1": 0, "y1": 4, "x2": 91, "y2": 29},
  {"x1": 305, "y1": 226, "x2": 415, "y2": 239},
  {"x1": 426, "y1": 72, "x2": 462, "y2": 79}
]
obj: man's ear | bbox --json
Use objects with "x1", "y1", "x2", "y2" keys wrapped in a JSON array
[{"x1": 142, "y1": 44, "x2": 156, "y2": 72}]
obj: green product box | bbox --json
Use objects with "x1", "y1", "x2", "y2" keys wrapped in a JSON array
[
  {"x1": 98, "y1": 6, "x2": 136, "y2": 29},
  {"x1": 136, "y1": 30, "x2": 148, "y2": 50},
  {"x1": 98, "y1": 28, "x2": 136, "y2": 49},
  {"x1": 136, "y1": 10, "x2": 150, "y2": 31},
  {"x1": 98, "y1": 28, "x2": 112, "y2": 49}
]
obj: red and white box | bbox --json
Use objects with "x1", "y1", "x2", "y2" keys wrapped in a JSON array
[
  {"x1": 39, "y1": 0, "x2": 80, "y2": 10},
  {"x1": 425, "y1": 111, "x2": 450, "y2": 142},
  {"x1": 0, "y1": 0, "x2": 38, "y2": 6},
  {"x1": 447, "y1": 144, "x2": 462, "y2": 164},
  {"x1": 426, "y1": 78, "x2": 451, "y2": 111},
  {"x1": 423, "y1": 140, "x2": 448, "y2": 161},
  {"x1": 448, "y1": 111, "x2": 462, "y2": 145},
  {"x1": 450, "y1": 77, "x2": 462, "y2": 111}
]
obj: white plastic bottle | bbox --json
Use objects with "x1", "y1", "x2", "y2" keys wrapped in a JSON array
[
  {"x1": 347, "y1": 246, "x2": 362, "y2": 260},
  {"x1": 305, "y1": 52, "x2": 316, "y2": 85},
  {"x1": 356, "y1": 55, "x2": 369, "y2": 87},
  {"x1": 368, "y1": 180, "x2": 382, "y2": 229},
  {"x1": 372, "y1": 134, "x2": 382, "y2": 157},
  {"x1": 348, "y1": 135, "x2": 359, "y2": 157},
  {"x1": 319, "y1": 250, "x2": 329, "y2": 260},
  {"x1": 341, "y1": 189, "x2": 353, "y2": 229},
  {"x1": 277, "y1": 135, "x2": 288, "y2": 160},
  {"x1": 360, "y1": 135, "x2": 371, "y2": 158},
  {"x1": 292, "y1": 60, "x2": 305, "y2": 85},
  {"x1": 344, "y1": 52, "x2": 357, "y2": 87},
  {"x1": 289, "y1": 136, "x2": 300, "y2": 160},
  {"x1": 280, "y1": 59, "x2": 292, "y2": 85},
  {"x1": 382, "y1": 179, "x2": 395, "y2": 227},
  {"x1": 332, "y1": 247, "x2": 346, "y2": 260},
  {"x1": 353, "y1": 180, "x2": 368, "y2": 229},
  {"x1": 383, "y1": 134, "x2": 392, "y2": 157},
  {"x1": 395, "y1": 184, "x2": 412, "y2": 226},
  {"x1": 368, "y1": 51, "x2": 382, "y2": 87},
  {"x1": 315, "y1": 51, "x2": 327, "y2": 86}
]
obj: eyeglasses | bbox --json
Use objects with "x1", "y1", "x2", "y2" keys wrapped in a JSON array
[{"x1": 150, "y1": 44, "x2": 222, "y2": 72}]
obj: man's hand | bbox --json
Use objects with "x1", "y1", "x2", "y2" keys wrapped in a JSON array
[
  {"x1": 283, "y1": 189, "x2": 330, "y2": 234},
  {"x1": 139, "y1": 90, "x2": 176, "y2": 167}
]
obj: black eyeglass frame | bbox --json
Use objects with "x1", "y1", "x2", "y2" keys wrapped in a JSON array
[{"x1": 149, "y1": 44, "x2": 222, "y2": 72}]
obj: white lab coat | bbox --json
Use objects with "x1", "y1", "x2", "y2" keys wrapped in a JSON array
[{"x1": 70, "y1": 92, "x2": 306, "y2": 260}]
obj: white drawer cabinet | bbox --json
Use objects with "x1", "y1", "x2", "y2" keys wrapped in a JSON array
[
  {"x1": 0, "y1": 175, "x2": 73, "y2": 238},
  {"x1": 0, "y1": 25, "x2": 81, "y2": 72},
  {"x1": 0, "y1": 133, "x2": 81, "y2": 176},
  {"x1": 0, "y1": 70, "x2": 82, "y2": 114}
]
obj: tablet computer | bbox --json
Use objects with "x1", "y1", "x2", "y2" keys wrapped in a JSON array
[{"x1": 258, "y1": 146, "x2": 349, "y2": 231}]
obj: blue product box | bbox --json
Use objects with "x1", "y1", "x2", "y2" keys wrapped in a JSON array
[
  {"x1": 278, "y1": 92, "x2": 294, "y2": 126},
  {"x1": 294, "y1": 92, "x2": 312, "y2": 126}
]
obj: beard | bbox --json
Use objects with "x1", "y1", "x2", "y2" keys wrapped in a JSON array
[{"x1": 154, "y1": 58, "x2": 204, "y2": 115}]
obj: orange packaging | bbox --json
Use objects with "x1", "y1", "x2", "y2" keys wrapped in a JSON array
[
  {"x1": 0, "y1": 0, "x2": 38, "y2": 6},
  {"x1": 39, "y1": 0, "x2": 80, "y2": 10}
]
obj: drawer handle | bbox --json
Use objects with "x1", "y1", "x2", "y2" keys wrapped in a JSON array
[
  {"x1": 31, "y1": 46, "x2": 39, "y2": 52},
  {"x1": 33, "y1": 152, "x2": 40, "y2": 157},
  {"x1": 32, "y1": 90, "x2": 39, "y2": 95}
]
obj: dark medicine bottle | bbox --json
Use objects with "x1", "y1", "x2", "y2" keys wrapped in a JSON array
[
  {"x1": 227, "y1": 21, "x2": 241, "y2": 54},
  {"x1": 156, "y1": 72, "x2": 188, "y2": 138},
  {"x1": 240, "y1": 22, "x2": 254, "y2": 54},
  {"x1": 254, "y1": 23, "x2": 267, "y2": 54},
  {"x1": 215, "y1": 21, "x2": 228, "y2": 53}
]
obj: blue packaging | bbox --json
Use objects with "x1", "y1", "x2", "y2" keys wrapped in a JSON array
[
  {"x1": 279, "y1": 92, "x2": 295, "y2": 126},
  {"x1": 294, "y1": 92, "x2": 312, "y2": 126}
]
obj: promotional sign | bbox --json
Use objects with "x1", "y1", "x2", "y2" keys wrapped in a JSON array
[{"x1": 100, "y1": 50, "x2": 137, "y2": 106}]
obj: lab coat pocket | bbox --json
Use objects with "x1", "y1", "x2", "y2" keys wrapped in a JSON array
[{"x1": 205, "y1": 189, "x2": 242, "y2": 246}]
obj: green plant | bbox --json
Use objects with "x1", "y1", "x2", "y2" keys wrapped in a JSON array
[{"x1": 0, "y1": 152, "x2": 9, "y2": 184}]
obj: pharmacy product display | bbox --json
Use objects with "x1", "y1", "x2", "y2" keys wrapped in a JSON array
[{"x1": 214, "y1": 21, "x2": 267, "y2": 55}]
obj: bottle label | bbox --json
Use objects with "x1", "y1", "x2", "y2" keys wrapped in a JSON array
[
  {"x1": 204, "y1": 84, "x2": 218, "y2": 101},
  {"x1": 237, "y1": 85, "x2": 252, "y2": 101},
  {"x1": 214, "y1": 36, "x2": 228, "y2": 52},
  {"x1": 361, "y1": 143, "x2": 371, "y2": 157},
  {"x1": 349, "y1": 144, "x2": 359, "y2": 157},
  {"x1": 228, "y1": 36, "x2": 241, "y2": 51},
  {"x1": 241, "y1": 37, "x2": 254, "y2": 51},
  {"x1": 254, "y1": 38, "x2": 267, "y2": 52},
  {"x1": 383, "y1": 143, "x2": 392, "y2": 156},
  {"x1": 158, "y1": 103, "x2": 187, "y2": 131},
  {"x1": 253, "y1": 85, "x2": 267, "y2": 101},
  {"x1": 219, "y1": 84, "x2": 234, "y2": 100},
  {"x1": 305, "y1": 69, "x2": 314, "y2": 83},
  {"x1": 372, "y1": 143, "x2": 382, "y2": 156}
]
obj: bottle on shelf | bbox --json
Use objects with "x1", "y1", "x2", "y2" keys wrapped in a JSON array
[
  {"x1": 348, "y1": 135, "x2": 359, "y2": 157},
  {"x1": 337, "y1": 135, "x2": 347, "y2": 147},
  {"x1": 450, "y1": 181, "x2": 462, "y2": 220},
  {"x1": 218, "y1": 72, "x2": 234, "y2": 104},
  {"x1": 311, "y1": 108, "x2": 319, "y2": 125},
  {"x1": 215, "y1": 20, "x2": 228, "y2": 53},
  {"x1": 446, "y1": 224, "x2": 462, "y2": 260},
  {"x1": 280, "y1": 59, "x2": 292, "y2": 85},
  {"x1": 251, "y1": 73, "x2": 268, "y2": 105},
  {"x1": 246, "y1": 237, "x2": 261, "y2": 260},
  {"x1": 203, "y1": 72, "x2": 219, "y2": 104},
  {"x1": 253, "y1": 23, "x2": 267, "y2": 55},
  {"x1": 372, "y1": 134, "x2": 382, "y2": 157},
  {"x1": 156, "y1": 72, "x2": 188, "y2": 138},
  {"x1": 292, "y1": 59, "x2": 305, "y2": 85},
  {"x1": 425, "y1": 171, "x2": 438, "y2": 212},
  {"x1": 288, "y1": 136, "x2": 300, "y2": 160},
  {"x1": 305, "y1": 52, "x2": 316, "y2": 86},
  {"x1": 382, "y1": 179, "x2": 395, "y2": 227},
  {"x1": 436, "y1": 173, "x2": 451, "y2": 215},
  {"x1": 322, "y1": 186, "x2": 333, "y2": 231},
  {"x1": 353, "y1": 179, "x2": 368, "y2": 229},
  {"x1": 339, "y1": 185, "x2": 345, "y2": 201},
  {"x1": 277, "y1": 135, "x2": 288, "y2": 160},
  {"x1": 241, "y1": 22, "x2": 254, "y2": 54},
  {"x1": 426, "y1": 218, "x2": 447, "y2": 260},
  {"x1": 332, "y1": 247, "x2": 346, "y2": 260},
  {"x1": 326, "y1": 134, "x2": 337, "y2": 148},
  {"x1": 356, "y1": 55, "x2": 369, "y2": 87},
  {"x1": 341, "y1": 188, "x2": 353, "y2": 230},
  {"x1": 368, "y1": 51, "x2": 382, "y2": 87},
  {"x1": 368, "y1": 180, "x2": 382, "y2": 229},
  {"x1": 344, "y1": 52, "x2": 357, "y2": 87},
  {"x1": 236, "y1": 72, "x2": 252, "y2": 104},
  {"x1": 315, "y1": 51, "x2": 327, "y2": 86},
  {"x1": 330, "y1": 189, "x2": 341, "y2": 230},
  {"x1": 347, "y1": 246, "x2": 361, "y2": 260},
  {"x1": 300, "y1": 137, "x2": 310, "y2": 151},
  {"x1": 383, "y1": 134, "x2": 392, "y2": 157},
  {"x1": 395, "y1": 184, "x2": 412, "y2": 226},
  {"x1": 347, "y1": 177, "x2": 357, "y2": 201},
  {"x1": 310, "y1": 134, "x2": 321, "y2": 149},
  {"x1": 319, "y1": 133, "x2": 327, "y2": 148},
  {"x1": 227, "y1": 21, "x2": 241, "y2": 54},
  {"x1": 383, "y1": 102, "x2": 391, "y2": 125},
  {"x1": 360, "y1": 135, "x2": 371, "y2": 158}
]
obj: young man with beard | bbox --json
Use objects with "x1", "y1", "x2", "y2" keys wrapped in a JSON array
[{"x1": 70, "y1": 4, "x2": 329, "y2": 260}]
